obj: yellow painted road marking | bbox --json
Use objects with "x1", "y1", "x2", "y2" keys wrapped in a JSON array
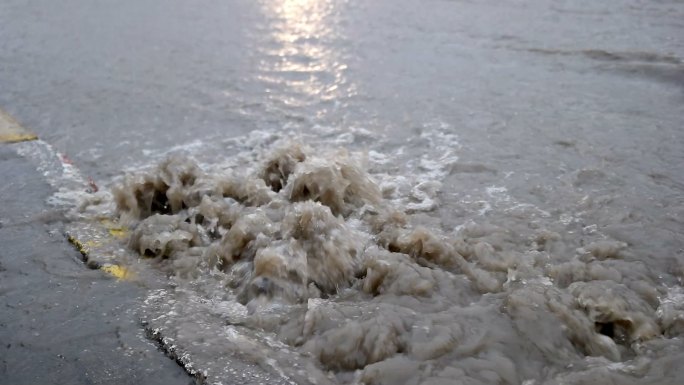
[
  {"x1": 68, "y1": 235, "x2": 89, "y2": 256},
  {"x1": 0, "y1": 109, "x2": 37, "y2": 143},
  {"x1": 5, "y1": 119, "x2": 133, "y2": 281},
  {"x1": 100, "y1": 264, "x2": 134, "y2": 280},
  {"x1": 100, "y1": 219, "x2": 129, "y2": 239}
]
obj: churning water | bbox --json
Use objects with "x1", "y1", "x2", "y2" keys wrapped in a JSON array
[{"x1": 76, "y1": 121, "x2": 684, "y2": 384}]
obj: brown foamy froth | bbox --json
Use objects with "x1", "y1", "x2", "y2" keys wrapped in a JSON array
[{"x1": 97, "y1": 130, "x2": 684, "y2": 385}]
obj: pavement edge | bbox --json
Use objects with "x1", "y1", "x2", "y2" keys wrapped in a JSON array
[{"x1": 1, "y1": 108, "x2": 131, "y2": 279}]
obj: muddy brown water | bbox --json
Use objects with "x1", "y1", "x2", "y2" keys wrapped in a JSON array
[
  {"x1": 1, "y1": 0, "x2": 683, "y2": 384},
  {"x1": 76, "y1": 122, "x2": 683, "y2": 385}
]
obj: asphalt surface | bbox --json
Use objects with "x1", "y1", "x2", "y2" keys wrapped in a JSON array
[{"x1": 0, "y1": 144, "x2": 193, "y2": 385}]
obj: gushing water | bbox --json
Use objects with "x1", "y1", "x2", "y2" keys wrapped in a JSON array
[{"x1": 83, "y1": 128, "x2": 684, "y2": 385}]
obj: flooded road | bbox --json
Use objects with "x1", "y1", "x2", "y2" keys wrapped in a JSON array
[{"x1": 1, "y1": 0, "x2": 683, "y2": 384}]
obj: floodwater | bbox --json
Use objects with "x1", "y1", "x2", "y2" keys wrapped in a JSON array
[{"x1": 2, "y1": 0, "x2": 684, "y2": 384}]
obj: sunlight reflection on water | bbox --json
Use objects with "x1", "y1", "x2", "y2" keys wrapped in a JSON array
[{"x1": 257, "y1": 0, "x2": 355, "y2": 110}]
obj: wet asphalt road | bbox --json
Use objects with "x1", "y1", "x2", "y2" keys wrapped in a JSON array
[
  {"x1": 2, "y1": 0, "x2": 681, "y2": 181},
  {"x1": 0, "y1": 146, "x2": 193, "y2": 384}
]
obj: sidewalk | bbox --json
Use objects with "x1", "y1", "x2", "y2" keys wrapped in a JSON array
[{"x1": 0, "y1": 135, "x2": 193, "y2": 384}]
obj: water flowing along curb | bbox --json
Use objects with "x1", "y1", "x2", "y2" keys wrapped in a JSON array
[
  {"x1": 1, "y1": 108, "x2": 214, "y2": 382},
  {"x1": 1, "y1": 109, "x2": 131, "y2": 279}
]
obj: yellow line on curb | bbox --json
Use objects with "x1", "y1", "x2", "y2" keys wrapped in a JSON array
[
  {"x1": 5, "y1": 116, "x2": 132, "y2": 281},
  {"x1": 0, "y1": 109, "x2": 38, "y2": 143},
  {"x1": 101, "y1": 264, "x2": 134, "y2": 280},
  {"x1": 68, "y1": 234, "x2": 134, "y2": 281}
]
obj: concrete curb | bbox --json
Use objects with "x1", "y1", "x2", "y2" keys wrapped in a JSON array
[
  {"x1": 2, "y1": 109, "x2": 276, "y2": 384},
  {"x1": 0, "y1": 109, "x2": 38, "y2": 143},
  {"x1": 2, "y1": 108, "x2": 131, "y2": 279},
  {"x1": 1, "y1": 108, "x2": 208, "y2": 383}
]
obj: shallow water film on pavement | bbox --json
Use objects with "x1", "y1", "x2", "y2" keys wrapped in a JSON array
[{"x1": 79, "y1": 125, "x2": 684, "y2": 385}]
